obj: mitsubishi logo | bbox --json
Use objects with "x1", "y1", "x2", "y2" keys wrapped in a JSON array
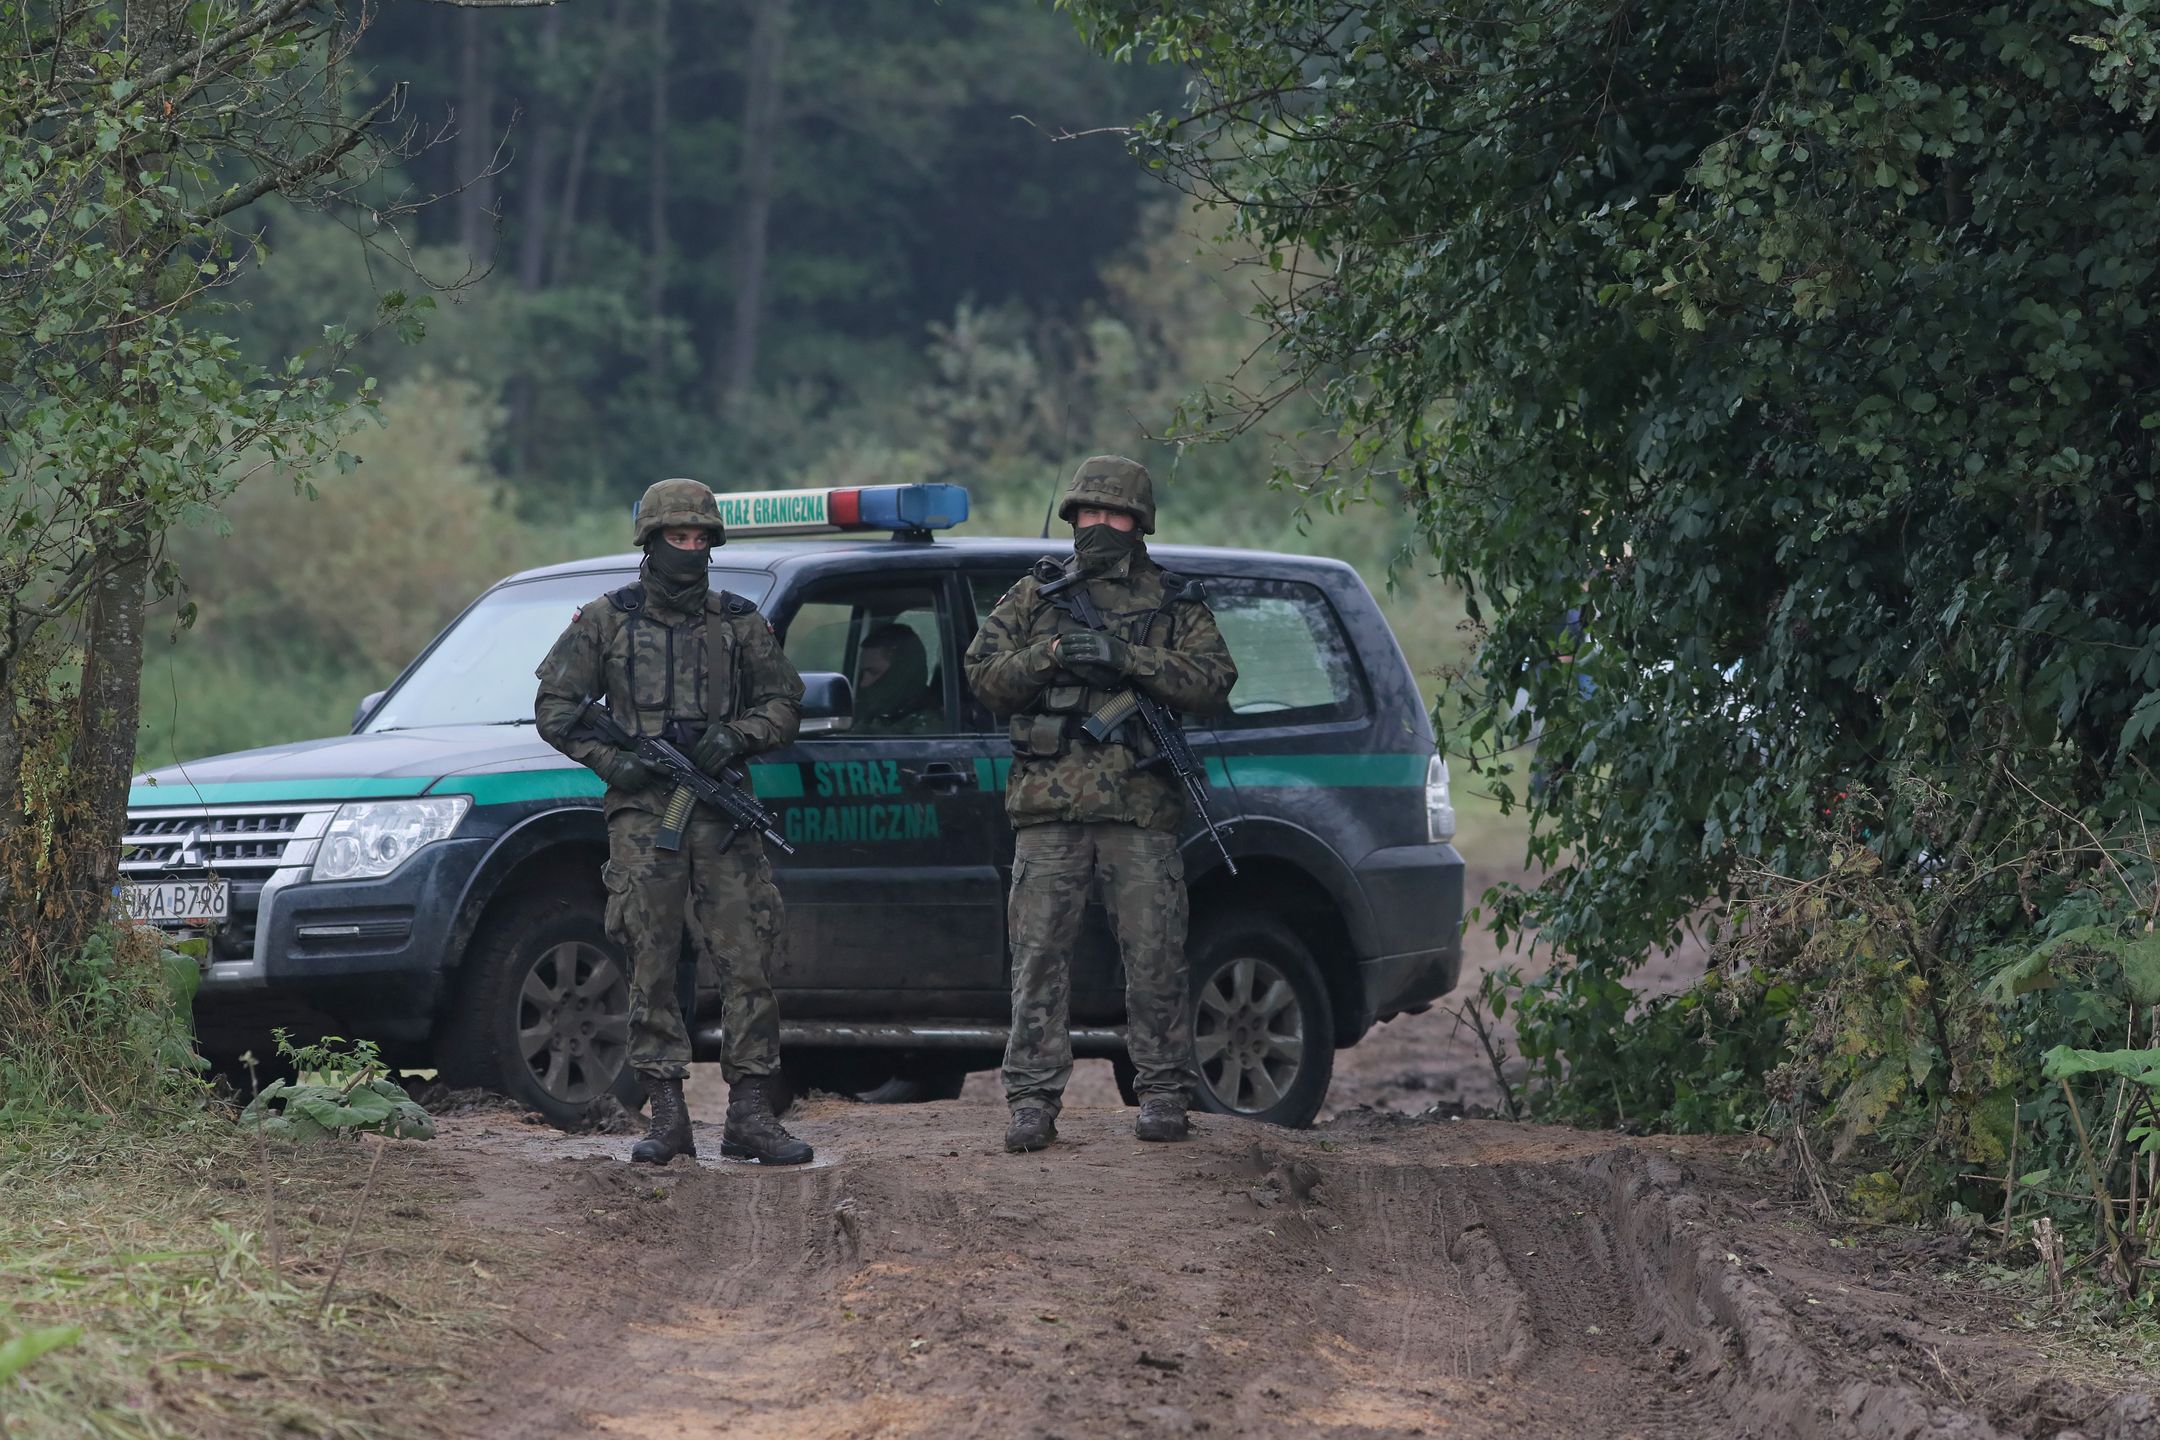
[{"x1": 174, "y1": 826, "x2": 207, "y2": 867}]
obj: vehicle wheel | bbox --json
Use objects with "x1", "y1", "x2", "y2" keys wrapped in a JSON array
[
  {"x1": 854, "y1": 1064, "x2": 969, "y2": 1104},
  {"x1": 1186, "y1": 916, "x2": 1335, "y2": 1129},
  {"x1": 438, "y1": 895, "x2": 643, "y2": 1130}
]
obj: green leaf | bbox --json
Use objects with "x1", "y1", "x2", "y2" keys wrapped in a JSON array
[
  {"x1": 161, "y1": 948, "x2": 200, "y2": 1012},
  {"x1": 2123, "y1": 932, "x2": 2160, "y2": 1007},
  {"x1": 0, "y1": 1325, "x2": 83, "y2": 1382},
  {"x1": 1982, "y1": 944, "x2": 2058, "y2": 1002},
  {"x1": 2120, "y1": 688, "x2": 2160, "y2": 750},
  {"x1": 2041, "y1": 1045, "x2": 2160, "y2": 1088}
]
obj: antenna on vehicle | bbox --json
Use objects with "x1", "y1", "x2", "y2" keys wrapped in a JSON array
[{"x1": 1038, "y1": 409, "x2": 1072, "y2": 540}]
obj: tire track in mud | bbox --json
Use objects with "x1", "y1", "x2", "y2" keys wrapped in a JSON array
[{"x1": 443, "y1": 1106, "x2": 2116, "y2": 1440}]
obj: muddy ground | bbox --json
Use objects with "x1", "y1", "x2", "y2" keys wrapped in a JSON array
[
  {"x1": 386, "y1": 866, "x2": 2153, "y2": 1438},
  {"x1": 415, "y1": 1064, "x2": 2151, "y2": 1436}
]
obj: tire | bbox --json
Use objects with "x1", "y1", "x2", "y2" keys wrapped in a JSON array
[
  {"x1": 1185, "y1": 915, "x2": 1335, "y2": 1129},
  {"x1": 854, "y1": 1064, "x2": 969, "y2": 1104},
  {"x1": 437, "y1": 894, "x2": 643, "y2": 1130}
]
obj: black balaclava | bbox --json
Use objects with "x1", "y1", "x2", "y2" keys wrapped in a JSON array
[
  {"x1": 1072, "y1": 518, "x2": 1141, "y2": 575},
  {"x1": 642, "y1": 535, "x2": 712, "y2": 613}
]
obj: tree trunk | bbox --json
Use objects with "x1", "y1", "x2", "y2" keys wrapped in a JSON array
[
  {"x1": 646, "y1": 0, "x2": 671, "y2": 379},
  {"x1": 456, "y1": 7, "x2": 496, "y2": 262},
  {"x1": 509, "y1": 6, "x2": 562, "y2": 470},
  {"x1": 716, "y1": 0, "x2": 791, "y2": 414},
  {"x1": 55, "y1": 532, "x2": 150, "y2": 961},
  {"x1": 0, "y1": 644, "x2": 24, "y2": 919},
  {"x1": 546, "y1": 0, "x2": 631, "y2": 288},
  {"x1": 515, "y1": 7, "x2": 561, "y2": 294}
]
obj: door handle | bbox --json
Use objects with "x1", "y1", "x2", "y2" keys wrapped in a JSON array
[{"x1": 906, "y1": 761, "x2": 974, "y2": 791}]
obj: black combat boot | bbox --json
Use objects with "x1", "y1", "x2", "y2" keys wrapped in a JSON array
[
  {"x1": 721, "y1": 1076, "x2": 814, "y2": 1165},
  {"x1": 1134, "y1": 1094, "x2": 1190, "y2": 1143},
  {"x1": 630, "y1": 1077, "x2": 696, "y2": 1165},
  {"x1": 1004, "y1": 1106, "x2": 1057, "y2": 1153}
]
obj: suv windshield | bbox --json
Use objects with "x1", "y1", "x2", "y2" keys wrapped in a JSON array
[{"x1": 365, "y1": 570, "x2": 773, "y2": 731}]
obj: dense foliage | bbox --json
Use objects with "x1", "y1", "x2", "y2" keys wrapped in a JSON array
[
  {"x1": 228, "y1": 0, "x2": 1183, "y2": 499},
  {"x1": 1, "y1": 0, "x2": 448, "y2": 1116},
  {"x1": 1065, "y1": 0, "x2": 2160, "y2": 1271}
]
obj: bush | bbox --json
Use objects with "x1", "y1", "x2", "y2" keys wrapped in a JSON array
[
  {"x1": 180, "y1": 373, "x2": 521, "y2": 677},
  {"x1": 0, "y1": 921, "x2": 205, "y2": 1124}
]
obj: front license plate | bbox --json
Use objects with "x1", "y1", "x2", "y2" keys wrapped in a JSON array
[{"x1": 122, "y1": 880, "x2": 230, "y2": 925}]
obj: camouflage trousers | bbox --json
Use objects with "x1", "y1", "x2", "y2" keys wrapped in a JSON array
[
  {"x1": 1004, "y1": 820, "x2": 1193, "y2": 1117},
  {"x1": 603, "y1": 807, "x2": 784, "y2": 1084}
]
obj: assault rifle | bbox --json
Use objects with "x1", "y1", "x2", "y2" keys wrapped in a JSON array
[
  {"x1": 573, "y1": 697, "x2": 797, "y2": 856},
  {"x1": 1034, "y1": 559, "x2": 1238, "y2": 876}
]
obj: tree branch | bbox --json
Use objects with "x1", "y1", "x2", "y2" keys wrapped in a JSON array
[{"x1": 191, "y1": 86, "x2": 403, "y2": 224}]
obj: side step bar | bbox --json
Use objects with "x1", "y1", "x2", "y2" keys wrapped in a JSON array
[{"x1": 695, "y1": 1021, "x2": 1128, "y2": 1057}]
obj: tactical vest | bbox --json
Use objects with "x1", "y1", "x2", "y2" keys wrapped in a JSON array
[
  {"x1": 596, "y1": 583, "x2": 759, "y2": 741},
  {"x1": 1010, "y1": 565, "x2": 1189, "y2": 761}
]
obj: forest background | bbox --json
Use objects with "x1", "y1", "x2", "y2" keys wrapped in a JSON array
[
  {"x1": 3, "y1": 9, "x2": 2160, "y2": 1420},
  {"x1": 136, "y1": 0, "x2": 1463, "y2": 780}
]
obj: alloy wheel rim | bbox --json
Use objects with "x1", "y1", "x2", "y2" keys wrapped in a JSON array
[
  {"x1": 516, "y1": 940, "x2": 631, "y2": 1103},
  {"x1": 1193, "y1": 954, "x2": 1304, "y2": 1114}
]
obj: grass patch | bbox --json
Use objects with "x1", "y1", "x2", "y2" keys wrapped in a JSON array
[
  {"x1": 0, "y1": 1118, "x2": 517, "y2": 1439},
  {"x1": 1942, "y1": 1258, "x2": 2160, "y2": 1404}
]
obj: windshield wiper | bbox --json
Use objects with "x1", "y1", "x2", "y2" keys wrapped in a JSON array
[{"x1": 483, "y1": 718, "x2": 537, "y2": 726}]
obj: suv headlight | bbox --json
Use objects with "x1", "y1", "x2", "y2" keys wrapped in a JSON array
[
  {"x1": 1426, "y1": 755, "x2": 1456, "y2": 844},
  {"x1": 311, "y1": 796, "x2": 470, "y2": 882}
]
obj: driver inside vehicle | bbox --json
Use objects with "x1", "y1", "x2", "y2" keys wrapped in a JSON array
[{"x1": 852, "y1": 621, "x2": 938, "y2": 734}]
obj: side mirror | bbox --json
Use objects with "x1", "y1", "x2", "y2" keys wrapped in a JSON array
[
  {"x1": 352, "y1": 690, "x2": 387, "y2": 732},
  {"x1": 798, "y1": 672, "x2": 854, "y2": 736}
]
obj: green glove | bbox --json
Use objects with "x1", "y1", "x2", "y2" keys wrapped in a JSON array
[
  {"x1": 595, "y1": 749, "x2": 656, "y2": 790},
  {"x1": 691, "y1": 724, "x2": 747, "y2": 777},
  {"x1": 1058, "y1": 630, "x2": 1130, "y2": 678}
]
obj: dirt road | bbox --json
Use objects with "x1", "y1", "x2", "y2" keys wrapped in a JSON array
[{"x1": 423, "y1": 1071, "x2": 2149, "y2": 1440}]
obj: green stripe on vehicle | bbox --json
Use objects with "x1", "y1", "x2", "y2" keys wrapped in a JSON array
[
  {"x1": 133, "y1": 753, "x2": 1430, "y2": 812},
  {"x1": 749, "y1": 763, "x2": 804, "y2": 799},
  {"x1": 441, "y1": 763, "x2": 805, "y2": 805},
  {"x1": 128, "y1": 777, "x2": 433, "y2": 808},
  {"x1": 1222, "y1": 754, "x2": 1428, "y2": 788},
  {"x1": 432, "y1": 769, "x2": 603, "y2": 805},
  {"x1": 964, "y1": 753, "x2": 1421, "y2": 791}
]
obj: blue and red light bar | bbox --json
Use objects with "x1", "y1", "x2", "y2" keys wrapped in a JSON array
[{"x1": 708, "y1": 482, "x2": 969, "y2": 538}]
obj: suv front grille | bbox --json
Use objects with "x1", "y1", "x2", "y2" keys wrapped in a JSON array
[
  {"x1": 121, "y1": 806, "x2": 320, "y2": 879},
  {"x1": 121, "y1": 804, "x2": 340, "y2": 964}
]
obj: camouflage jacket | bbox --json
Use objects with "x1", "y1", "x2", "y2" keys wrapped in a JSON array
[
  {"x1": 964, "y1": 548, "x2": 1237, "y2": 831},
  {"x1": 533, "y1": 575, "x2": 803, "y2": 817}
]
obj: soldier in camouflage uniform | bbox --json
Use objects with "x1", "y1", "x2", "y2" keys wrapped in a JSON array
[
  {"x1": 534, "y1": 478, "x2": 813, "y2": 1166},
  {"x1": 964, "y1": 456, "x2": 1238, "y2": 1152}
]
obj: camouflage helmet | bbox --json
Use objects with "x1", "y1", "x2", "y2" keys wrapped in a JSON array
[
  {"x1": 633, "y1": 477, "x2": 725, "y2": 546},
  {"x1": 1057, "y1": 454, "x2": 1156, "y2": 535}
]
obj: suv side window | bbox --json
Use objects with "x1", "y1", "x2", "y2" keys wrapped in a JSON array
[
  {"x1": 784, "y1": 580, "x2": 953, "y2": 735},
  {"x1": 968, "y1": 571, "x2": 1021, "y2": 624},
  {"x1": 1206, "y1": 577, "x2": 1367, "y2": 727}
]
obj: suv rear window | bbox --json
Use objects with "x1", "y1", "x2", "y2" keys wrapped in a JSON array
[{"x1": 1206, "y1": 577, "x2": 1365, "y2": 727}]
